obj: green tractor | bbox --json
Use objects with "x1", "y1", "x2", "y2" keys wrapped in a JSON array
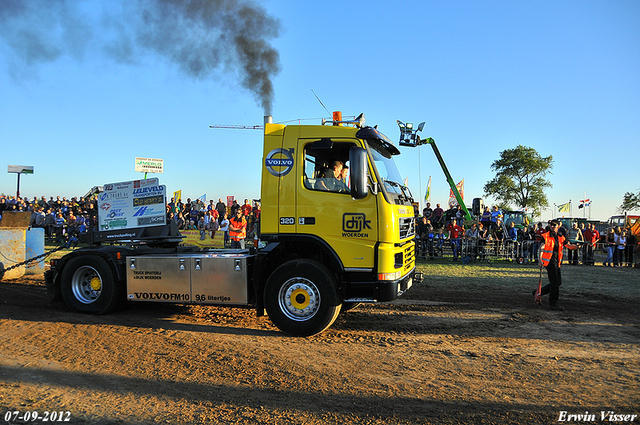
[{"x1": 503, "y1": 210, "x2": 533, "y2": 230}]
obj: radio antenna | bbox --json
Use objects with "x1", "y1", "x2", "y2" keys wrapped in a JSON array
[{"x1": 311, "y1": 89, "x2": 331, "y2": 115}]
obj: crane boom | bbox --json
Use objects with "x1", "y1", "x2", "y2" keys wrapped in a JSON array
[
  {"x1": 423, "y1": 137, "x2": 472, "y2": 222},
  {"x1": 397, "y1": 120, "x2": 472, "y2": 222},
  {"x1": 209, "y1": 124, "x2": 263, "y2": 130}
]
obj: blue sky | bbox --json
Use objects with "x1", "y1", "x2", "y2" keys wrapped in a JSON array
[{"x1": 1, "y1": 0, "x2": 638, "y2": 222}]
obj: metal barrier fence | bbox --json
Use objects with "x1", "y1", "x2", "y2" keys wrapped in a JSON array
[{"x1": 416, "y1": 237, "x2": 637, "y2": 267}]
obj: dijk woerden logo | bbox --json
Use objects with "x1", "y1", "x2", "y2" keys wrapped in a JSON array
[{"x1": 343, "y1": 213, "x2": 372, "y2": 233}]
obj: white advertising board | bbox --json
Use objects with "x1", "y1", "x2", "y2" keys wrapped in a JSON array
[
  {"x1": 135, "y1": 157, "x2": 164, "y2": 173},
  {"x1": 8, "y1": 165, "x2": 34, "y2": 174},
  {"x1": 98, "y1": 178, "x2": 166, "y2": 231}
]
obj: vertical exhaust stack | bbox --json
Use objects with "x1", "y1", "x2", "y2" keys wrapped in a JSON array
[{"x1": 263, "y1": 116, "x2": 273, "y2": 134}]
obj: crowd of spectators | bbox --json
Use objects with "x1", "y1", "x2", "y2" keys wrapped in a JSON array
[
  {"x1": 166, "y1": 197, "x2": 260, "y2": 247},
  {"x1": 1, "y1": 193, "x2": 636, "y2": 263},
  {"x1": 0, "y1": 195, "x2": 97, "y2": 245},
  {"x1": 0, "y1": 194, "x2": 260, "y2": 248},
  {"x1": 416, "y1": 203, "x2": 516, "y2": 261},
  {"x1": 516, "y1": 222, "x2": 636, "y2": 267},
  {"x1": 415, "y1": 202, "x2": 637, "y2": 266}
]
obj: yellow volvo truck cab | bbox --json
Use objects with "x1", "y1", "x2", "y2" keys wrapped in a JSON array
[
  {"x1": 44, "y1": 112, "x2": 420, "y2": 338},
  {"x1": 257, "y1": 113, "x2": 418, "y2": 335}
]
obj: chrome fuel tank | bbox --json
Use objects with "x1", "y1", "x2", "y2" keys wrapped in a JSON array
[{"x1": 126, "y1": 251, "x2": 253, "y2": 305}]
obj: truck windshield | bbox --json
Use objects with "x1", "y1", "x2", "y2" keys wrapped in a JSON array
[
  {"x1": 504, "y1": 212, "x2": 525, "y2": 226},
  {"x1": 367, "y1": 141, "x2": 413, "y2": 202}
]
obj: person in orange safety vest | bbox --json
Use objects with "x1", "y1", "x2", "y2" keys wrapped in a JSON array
[
  {"x1": 229, "y1": 208, "x2": 247, "y2": 249},
  {"x1": 536, "y1": 219, "x2": 577, "y2": 311}
]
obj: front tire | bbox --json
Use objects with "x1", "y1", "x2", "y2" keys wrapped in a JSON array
[
  {"x1": 264, "y1": 259, "x2": 341, "y2": 337},
  {"x1": 341, "y1": 302, "x2": 361, "y2": 312},
  {"x1": 60, "y1": 255, "x2": 122, "y2": 314}
]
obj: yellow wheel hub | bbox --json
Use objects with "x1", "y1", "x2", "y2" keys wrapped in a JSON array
[
  {"x1": 90, "y1": 276, "x2": 102, "y2": 291},
  {"x1": 290, "y1": 288, "x2": 310, "y2": 310}
]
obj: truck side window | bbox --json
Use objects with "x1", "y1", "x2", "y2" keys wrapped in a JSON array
[{"x1": 303, "y1": 141, "x2": 353, "y2": 194}]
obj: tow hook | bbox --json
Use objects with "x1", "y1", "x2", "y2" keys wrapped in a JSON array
[{"x1": 413, "y1": 271, "x2": 423, "y2": 284}]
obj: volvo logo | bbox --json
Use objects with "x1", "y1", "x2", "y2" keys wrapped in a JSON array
[{"x1": 265, "y1": 148, "x2": 294, "y2": 177}]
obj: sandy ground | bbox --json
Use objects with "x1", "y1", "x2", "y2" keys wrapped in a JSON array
[{"x1": 0, "y1": 263, "x2": 638, "y2": 425}]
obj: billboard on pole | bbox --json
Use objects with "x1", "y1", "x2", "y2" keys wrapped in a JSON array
[
  {"x1": 135, "y1": 158, "x2": 164, "y2": 174},
  {"x1": 8, "y1": 165, "x2": 34, "y2": 174}
]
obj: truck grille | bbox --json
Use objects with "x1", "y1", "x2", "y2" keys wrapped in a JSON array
[
  {"x1": 403, "y1": 242, "x2": 415, "y2": 271},
  {"x1": 395, "y1": 241, "x2": 416, "y2": 269},
  {"x1": 399, "y1": 217, "x2": 415, "y2": 239}
]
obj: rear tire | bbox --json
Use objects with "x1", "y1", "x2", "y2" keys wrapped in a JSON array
[
  {"x1": 60, "y1": 255, "x2": 122, "y2": 314},
  {"x1": 264, "y1": 259, "x2": 341, "y2": 337}
]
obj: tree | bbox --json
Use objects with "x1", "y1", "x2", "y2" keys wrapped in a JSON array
[
  {"x1": 618, "y1": 190, "x2": 640, "y2": 213},
  {"x1": 483, "y1": 145, "x2": 553, "y2": 217}
]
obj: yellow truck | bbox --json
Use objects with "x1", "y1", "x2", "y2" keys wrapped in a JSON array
[
  {"x1": 607, "y1": 214, "x2": 640, "y2": 238},
  {"x1": 45, "y1": 112, "x2": 419, "y2": 336}
]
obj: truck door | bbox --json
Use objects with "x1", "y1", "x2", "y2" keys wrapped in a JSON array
[{"x1": 295, "y1": 139, "x2": 378, "y2": 270}]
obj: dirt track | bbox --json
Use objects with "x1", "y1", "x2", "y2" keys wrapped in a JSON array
[{"x1": 1, "y1": 263, "x2": 639, "y2": 425}]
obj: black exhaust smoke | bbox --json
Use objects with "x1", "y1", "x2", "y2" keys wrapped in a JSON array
[{"x1": 0, "y1": 0, "x2": 281, "y2": 114}]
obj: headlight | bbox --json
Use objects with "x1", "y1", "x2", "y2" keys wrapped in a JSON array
[{"x1": 378, "y1": 271, "x2": 401, "y2": 281}]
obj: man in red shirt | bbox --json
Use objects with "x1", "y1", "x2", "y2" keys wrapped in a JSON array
[
  {"x1": 582, "y1": 223, "x2": 600, "y2": 265},
  {"x1": 241, "y1": 199, "x2": 252, "y2": 217},
  {"x1": 447, "y1": 221, "x2": 463, "y2": 261}
]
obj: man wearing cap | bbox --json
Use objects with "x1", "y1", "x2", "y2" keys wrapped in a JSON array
[{"x1": 537, "y1": 219, "x2": 578, "y2": 311}]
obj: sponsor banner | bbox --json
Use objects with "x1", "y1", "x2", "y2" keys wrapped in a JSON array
[
  {"x1": 135, "y1": 157, "x2": 164, "y2": 173},
  {"x1": 98, "y1": 179, "x2": 166, "y2": 231},
  {"x1": 179, "y1": 230, "x2": 224, "y2": 248}
]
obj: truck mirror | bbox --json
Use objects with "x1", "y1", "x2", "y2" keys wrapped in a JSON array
[{"x1": 349, "y1": 147, "x2": 368, "y2": 199}]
